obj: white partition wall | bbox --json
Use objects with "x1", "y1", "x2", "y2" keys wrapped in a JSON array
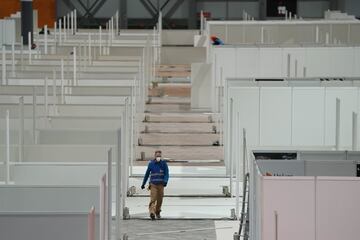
[
  {"x1": 206, "y1": 20, "x2": 360, "y2": 46},
  {"x1": 225, "y1": 85, "x2": 360, "y2": 173},
  {"x1": 210, "y1": 46, "x2": 360, "y2": 112}
]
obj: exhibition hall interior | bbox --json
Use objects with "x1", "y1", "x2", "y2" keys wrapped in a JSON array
[{"x1": 1, "y1": 0, "x2": 360, "y2": 239}]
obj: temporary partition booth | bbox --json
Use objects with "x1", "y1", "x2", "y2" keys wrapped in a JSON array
[
  {"x1": 205, "y1": 20, "x2": 360, "y2": 46},
  {"x1": 224, "y1": 78, "x2": 360, "y2": 178},
  {"x1": 250, "y1": 149, "x2": 360, "y2": 240},
  {"x1": 0, "y1": 185, "x2": 100, "y2": 240},
  {"x1": 209, "y1": 45, "x2": 360, "y2": 112}
]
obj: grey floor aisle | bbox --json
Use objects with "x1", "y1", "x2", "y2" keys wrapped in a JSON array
[{"x1": 119, "y1": 220, "x2": 216, "y2": 240}]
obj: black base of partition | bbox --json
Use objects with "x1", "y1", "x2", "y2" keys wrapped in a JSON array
[{"x1": 21, "y1": 1, "x2": 34, "y2": 45}]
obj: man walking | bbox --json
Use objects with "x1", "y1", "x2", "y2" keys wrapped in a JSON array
[{"x1": 141, "y1": 150, "x2": 169, "y2": 220}]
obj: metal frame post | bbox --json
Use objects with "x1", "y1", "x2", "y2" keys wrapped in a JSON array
[
  {"x1": 229, "y1": 98, "x2": 234, "y2": 195},
  {"x1": 71, "y1": 11, "x2": 74, "y2": 35},
  {"x1": 73, "y1": 46, "x2": 77, "y2": 86},
  {"x1": 353, "y1": 112, "x2": 358, "y2": 151},
  {"x1": 335, "y1": 98, "x2": 340, "y2": 150},
  {"x1": 116, "y1": 129, "x2": 122, "y2": 238},
  {"x1": 107, "y1": 149, "x2": 112, "y2": 240},
  {"x1": 28, "y1": 32, "x2": 32, "y2": 64},
  {"x1": 20, "y1": 36, "x2": 24, "y2": 70},
  {"x1": 100, "y1": 174, "x2": 106, "y2": 240},
  {"x1": 32, "y1": 87, "x2": 37, "y2": 144},
  {"x1": 11, "y1": 41, "x2": 15, "y2": 77},
  {"x1": 74, "y1": 10, "x2": 77, "y2": 33},
  {"x1": 44, "y1": 25, "x2": 48, "y2": 54},
  {"x1": 235, "y1": 112, "x2": 240, "y2": 219},
  {"x1": 6, "y1": 110, "x2": 11, "y2": 184},
  {"x1": 44, "y1": 76, "x2": 48, "y2": 116},
  {"x1": 61, "y1": 59, "x2": 65, "y2": 104},
  {"x1": 59, "y1": 19, "x2": 62, "y2": 44},
  {"x1": 53, "y1": 69, "x2": 57, "y2": 115},
  {"x1": 88, "y1": 34, "x2": 92, "y2": 65},
  {"x1": 99, "y1": 26, "x2": 102, "y2": 56},
  {"x1": 1, "y1": 45, "x2": 6, "y2": 85},
  {"x1": 19, "y1": 97, "x2": 25, "y2": 162}
]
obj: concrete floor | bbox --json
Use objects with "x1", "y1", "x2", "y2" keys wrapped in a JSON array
[
  {"x1": 119, "y1": 219, "x2": 217, "y2": 240},
  {"x1": 116, "y1": 220, "x2": 241, "y2": 240}
]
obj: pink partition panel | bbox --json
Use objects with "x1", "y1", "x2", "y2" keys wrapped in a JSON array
[
  {"x1": 316, "y1": 177, "x2": 360, "y2": 240},
  {"x1": 262, "y1": 177, "x2": 315, "y2": 240}
]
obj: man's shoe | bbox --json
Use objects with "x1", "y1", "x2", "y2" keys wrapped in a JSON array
[
  {"x1": 156, "y1": 213, "x2": 161, "y2": 219},
  {"x1": 150, "y1": 213, "x2": 155, "y2": 220}
]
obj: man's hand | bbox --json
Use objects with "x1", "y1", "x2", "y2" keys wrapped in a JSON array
[
  {"x1": 141, "y1": 185, "x2": 145, "y2": 190},
  {"x1": 163, "y1": 182, "x2": 167, "y2": 187}
]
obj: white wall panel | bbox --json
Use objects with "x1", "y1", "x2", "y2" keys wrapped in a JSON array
[
  {"x1": 259, "y1": 88, "x2": 292, "y2": 146},
  {"x1": 329, "y1": 47, "x2": 355, "y2": 77},
  {"x1": 214, "y1": 48, "x2": 236, "y2": 86},
  {"x1": 305, "y1": 47, "x2": 331, "y2": 77},
  {"x1": 259, "y1": 48, "x2": 283, "y2": 77},
  {"x1": 324, "y1": 88, "x2": 358, "y2": 147},
  {"x1": 236, "y1": 48, "x2": 259, "y2": 77},
  {"x1": 234, "y1": 87, "x2": 260, "y2": 146},
  {"x1": 292, "y1": 88, "x2": 325, "y2": 145}
]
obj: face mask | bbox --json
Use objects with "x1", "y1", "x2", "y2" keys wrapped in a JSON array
[{"x1": 156, "y1": 157, "x2": 161, "y2": 162}]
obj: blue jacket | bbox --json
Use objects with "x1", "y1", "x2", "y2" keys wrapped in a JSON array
[{"x1": 142, "y1": 159, "x2": 169, "y2": 186}]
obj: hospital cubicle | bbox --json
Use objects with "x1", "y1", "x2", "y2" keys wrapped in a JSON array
[{"x1": 250, "y1": 149, "x2": 360, "y2": 240}]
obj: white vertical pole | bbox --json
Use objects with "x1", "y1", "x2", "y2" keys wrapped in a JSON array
[
  {"x1": 32, "y1": 87, "x2": 37, "y2": 144},
  {"x1": 287, "y1": 54, "x2": 291, "y2": 78},
  {"x1": 111, "y1": 17, "x2": 114, "y2": 40},
  {"x1": 116, "y1": 129, "x2": 122, "y2": 239},
  {"x1": 28, "y1": 32, "x2": 32, "y2": 64},
  {"x1": 19, "y1": 96, "x2": 24, "y2": 162},
  {"x1": 59, "y1": 19, "x2": 62, "y2": 44},
  {"x1": 325, "y1": 32, "x2": 329, "y2": 44},
  {"x1": 99, "y1": 26, "x2": 102, "y2": 56},
  {"x1": 289, "y1": 12, "x2": 292, "y2": 20},
  {"x1": 261, "y1": 26, "x2": 264, "y2": 44},
  {"x1": 11, "y1": 41, "x2": 15, "y2": 78},
  {"x1": 107, "y1": 148, "x2": 112, "y2": 240},
  {"x1": 229, "y1": 98, "x2": 233, "y2": 195},
  {"x1": 67, "y1": 14, "x2": 70, "y2": 35},
  {"x1": 20, "y1": 36, "x2": 24, "y2": 70},
  {"x1": 88, "y1": 34, "x2": 91, "y2": 65},
  {"x1": 235, "y1": 112, "x2": 240, "y2": 219},
  {"x1": 54, "y1": 21, "x2": 57, "y2": 44},
  {"x1": 73, "y1": 46, "x2": 76, "y2": 86},
  {"x1": 2, "y1": 45, "x2": 6, "y2": 85},
  {"x1": 53, "y1": 69, "x2": 57, "y2": 114},
  {"x1": 63, "y1": 16, "x2": 67, "y2": 40},
  {"x1": 74, "y1": 10, "x2": 77, "y2": 33},
  {"x1": 6, "y1": 110, "x2": 10, "y2": 184},
  {"x1": 315, "y1": 26, "x2": 319, "y2": 43},
  {"x1": 294, "y1": 60, "x2": 298, "y2": 77},
  {"x1": 116, "y1": 11, "x2": 119, "y2": 35},
  {"x1": 353, "y1": 112, "x2": 358, "y2": 151},
  {"x1": 61, "y1": 59, "x2": 64, "y2": 104},
  {"x1": 44, "y1": 76, "x2": 48, "y2": 116},
  {"x1": 335, "y1": 98, "x2": 340, "y2": 150},
  {"x1": 71, "y1": 11, "x2": 74, "y2": 35},
  {"x1": 44, "y1": 25, "x2": 48, "y2": 54},
  {"x1": 100, "y1": 174, "x2": 106, "y2": 240},
  {"x1": 200, "y1": 10, "x2": 204, "y2": 35}
]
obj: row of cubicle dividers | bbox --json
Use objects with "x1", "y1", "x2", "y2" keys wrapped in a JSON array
[{"x1": 0, "y1": 9, "x2": 165, "y2": 240}]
